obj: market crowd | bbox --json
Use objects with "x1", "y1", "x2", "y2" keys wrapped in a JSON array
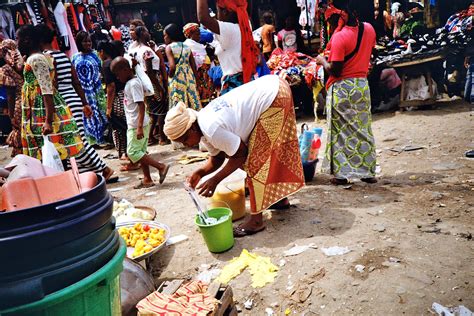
[{"x1": 1, "y1": 0, "x2": 473, "y2": 236}]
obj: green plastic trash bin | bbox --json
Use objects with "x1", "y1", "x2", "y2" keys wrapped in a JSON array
[{"x1": 0, "y1": 239, "x2": 126, "y2": 316}]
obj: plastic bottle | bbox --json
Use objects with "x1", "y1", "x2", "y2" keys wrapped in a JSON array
[{"x1": 308, "y1": 134, "x2": 321, "y2": 161}]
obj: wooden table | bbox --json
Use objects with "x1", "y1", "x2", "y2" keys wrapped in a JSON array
[{"x1": 392, "y1": 55, "x2": 444, "y2": 108}]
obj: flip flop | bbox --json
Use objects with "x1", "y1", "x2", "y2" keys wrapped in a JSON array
[
  {"x1": 233, "y1": 225, "x2": 266, "y2": 238},
  {"x1": 330, "y1": 178, "x2": 349, "y2": 185},
  {"x1": 159, "y1": 164, "x2": 170, "y2": 184},
  {"x1": 106, "y1": 176, "x2": 119, "y2": 184},
  {"x1": 270, "y1": 198, "x2": 291, "y2": 210},
  {"x1": 361, "y1": 177, "x2": 378, "y2": 184},
  {"x1": 133, "y1": 181, "x2": 155, "y2": 189}
]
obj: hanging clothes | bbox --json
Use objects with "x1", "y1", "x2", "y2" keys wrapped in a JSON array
[
  {"x1": 0, "y1": 9, "x2": 15, "y2": 39},
  {"x1": 31, "y1": 0, "x2": 45, "y2": 24},
  {"x1": 25, "y1": 2, "x2": 38, "y2": 25},
  {"x1": 65, "y1": 3, "x2": 79, "y2": 38},
  {"x1": 53, "y1": 1, "x2": 78, "y2": 57}
]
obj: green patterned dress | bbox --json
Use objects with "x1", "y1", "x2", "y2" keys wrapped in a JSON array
[
  {"x1": 322, "y1": 78, "x2": 376, "y2": 180},
  {"x1": 21, "y1": 53, "x2": 83, "y2": 160},
  {"x1": 168, "y1": 42, "x2": 201, "y2": 110}
]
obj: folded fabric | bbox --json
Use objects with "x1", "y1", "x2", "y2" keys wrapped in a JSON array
[
  {"x1": 217, "y1": 249, "x2": 278, "y2": 288},
  {"x1": 137, "y1": 281, "x2": 217, "y2": 316},
  {"x1": 178, "y1": 153, "x2": 209, "y2": 165}
]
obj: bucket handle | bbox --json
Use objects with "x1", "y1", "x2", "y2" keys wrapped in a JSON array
[
  {"x1": 222, "y1": 183, "x2": 245, "y2": 197},
  {"x1": 209, "y1": 200, "x2": 231, "y2": 210}
]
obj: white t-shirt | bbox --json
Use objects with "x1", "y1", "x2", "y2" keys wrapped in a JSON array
[
  {"x1": 197, "y1": 75, "x2": 281, "y2": 156},
  {"x1": 124, "y1": 77, "x2": 150, "y2": 129},
  {"x1": 214, "y1": 21, "x2": 242, "y2": 77},
  {"x1": 129, "y1": 43, "x2": 160, "y2": 71}
]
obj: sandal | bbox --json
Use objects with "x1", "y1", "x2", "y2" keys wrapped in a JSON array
[
  {"x1": 106, "y1": 176, "x2": 119, "y2": 184},
  {"x1": 133, "y1": 181, "x2": 155, "y2": 189},
  {"x1": 159, "y1": 164, "x2": 170, "y2": 184},
  {"x1": 361, "y1": 177, "x2": 378, "y2": 184},
  {"x1": 233, "y1": 224, "x2": 266, "y2": 238},
  {"x1": 120, "y1": 163, "x2": 141, "y2": 172},
  {"x1": 330, "y1": 178, "x2": 349, "y2": 185},
  {"x1": 270, "y1": 198, "x2": 291, "y2": 210}
]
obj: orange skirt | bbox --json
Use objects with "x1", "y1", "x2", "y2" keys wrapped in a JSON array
[{"x1": 244, "y1": 79, "x2": 305, "y2": 214}]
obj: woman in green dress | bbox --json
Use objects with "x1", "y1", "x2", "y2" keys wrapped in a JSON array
[{"x1": 17, "y1": 25, "x2": 83, "y2": 161}]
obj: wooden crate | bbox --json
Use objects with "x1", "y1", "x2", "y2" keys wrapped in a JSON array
[{"x1": 158, "y1": 280, "x2": 237, "y2": 316}]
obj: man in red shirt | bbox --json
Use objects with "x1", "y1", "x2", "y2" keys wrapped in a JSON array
[{"x1": 315, "y1": 0, "x2": 378, "y2": 185}]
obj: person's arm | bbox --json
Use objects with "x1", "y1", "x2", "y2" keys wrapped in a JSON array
[
  {"x1": 144, "y1": 52, "x2": 161, "y2": 88},
  {"x1": 197, "y1": 0, "x2": 220, "y2": 34},
  {"x1": 136, "y1": 101, "x2": 146, "y2": 139},
  {"x1": 315, "y1": 55, "x2": 343, "y2": 78},
  {"x1": 189, "y1": 52, "x2": 199, "y2": 81},
  {"x1": 155, "y1": 49, "x2": 168, "y2": 92},
  {"x1": 165, "y1": 45, "x2": 176, "y2": 77},
  {"x1": 31, "y1": 55, "x2": 55, "y2": 135},
  {"x1": 105, "y1": 82, "x2": 116, "y2": 118},
  {"x1": 71, "y1": 65, "x2": 93, "y2": 118},
  {"x1": 196, "y1": 141, "x2": 248, "y2": 197},
  {"x1": 187, "y1": 152, "x2": 226, "y2": 188}
]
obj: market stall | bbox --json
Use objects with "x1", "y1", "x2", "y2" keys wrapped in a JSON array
[{"x1": 266, "y1": 48, "x2": 323, "y2": 115}]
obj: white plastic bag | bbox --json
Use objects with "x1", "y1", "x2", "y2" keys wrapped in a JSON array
[
  {"x1": 125, "y1": 55, "x2": 154, "y2": 97},
  {"x1": 42, "y1": 135, "x2": 64, "y2": 172}
]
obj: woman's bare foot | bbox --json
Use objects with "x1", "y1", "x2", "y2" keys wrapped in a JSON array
[
  {"x1": 233, "y1": 214, "x2": 266, "y2": 237},
  {"x1": 103, "y1": 167, "x2": 119, "y2": 183},
  {"x1": 119, "y1": 163, "x2": 140, "y2": 172}
]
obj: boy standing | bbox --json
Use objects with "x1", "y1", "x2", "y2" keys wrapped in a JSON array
[{"x1": 111, "y1": 57, "x2": 169, "y2": 189}]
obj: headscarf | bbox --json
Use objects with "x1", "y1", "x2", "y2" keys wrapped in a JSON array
[
  {"x1": 183, "y1": 23, "x2": 200, "y2": 39},
  {"x1": 324, "y1": 5, "x2": 349, "y2": 36},
  {"x1": 164, "y1": 102, "x2": 198, "y2": 140},
  {"x1": 216, "y1": 0, "x2": 258, "y2": 83}
]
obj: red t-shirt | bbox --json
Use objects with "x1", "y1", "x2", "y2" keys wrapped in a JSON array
[{"x1": 326, "y1": 23, "x2": 376, "y2": 89}]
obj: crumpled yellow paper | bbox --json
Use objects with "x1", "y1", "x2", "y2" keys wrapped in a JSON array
[{"x1": 217, "y1": 249, "x2": 278, "y2": 288}]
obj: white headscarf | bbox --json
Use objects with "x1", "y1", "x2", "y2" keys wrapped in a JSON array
[{"x1": 163, "y1": 102, "x2": 198, "y2": 140}]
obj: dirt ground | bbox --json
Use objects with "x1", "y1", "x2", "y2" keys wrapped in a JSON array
[{"x1": 2, "y1": 100, "x2": 473, "y2": 315}]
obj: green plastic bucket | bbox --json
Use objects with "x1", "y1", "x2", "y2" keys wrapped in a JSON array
[
  {"x1": 0, "y1": 240, "x2": 126, "y2": 316},
  {"x1": 195, "y1": 207, "x2": 234, "y2": 253}
]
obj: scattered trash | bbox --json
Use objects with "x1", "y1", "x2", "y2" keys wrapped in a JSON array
[
  {"x1": 432, "y1": 162, "x2": 462, "y2": 171},
  {"x1": 144, "y1": 191, "x2": 157, "y2": 196},
  {"x1": 285, "y1": 308, "x2": 292, "y2": 315},
  {"x1": 372, "y1": 224, "x2": 386, "y2": 232},
  {"x1": 166, "y1": 234, "x2": 189, "y2": 245},
  {"x1": 217, "y1": 249, "x2": 279, "y2": 288},
  {"x1": 439, "y1": 203, "x2": 447, "y2": 208},
  {"x1": 375, "y1": 165, "x2": 382, "y2": 174},
  {"x1": 389, "y1": 145, "x2": 425, "y2": 153},
  {"x1": 311, "y1": 219, "x2": 322, "y2": 224},
  {"x1": 431, "y1": 302, "x2": 473, "y2": 316},
  {"x1": 430, "y1": 192, "x2": 444, "y2": 201},
  {"x1": 244, "y1": 299, "x2": 253, "y2": 310},
  {"x1": 289, "y1": 284, "x2": 313, "y2": 303},
  {"x1": 108, "y1": 187, "x2": 125, "y2": 192},
  {"x1": 177, "y1": 153, "x2": 209, "y2": 165},
  {"x1": 196, "y1": 267, "x2": 221, "y2": 284},
  {"x1": 389, "y1": 257, "x2": 401, "y2": 263},
  {"x1": 283, "y1": 244, "x2": 318, "y2": 257},
  {"x1": 118, "y1": 177, "x2": 130, "y2": 182},
  {"x1": 368, "y1": 266, "x2": 376, "y2": 272},
  {"x1": 321, "y1": 246, "x2": 351, "y2": 256},
  {"x1": 265, "y1": 308, "x2": 275, "y2": 316},
  {"x1": 279, "y1": 259, "x2": 287, "y2": 267},
  {"x1": 342, "y1": 185, "x2": 353, "y2": 190},
  {"x1": 355, "y1": 264, "x2": 365, "y2": 273},
  {"x1": 409, "y1": 175, "x2": 418, "y2": 180}
]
